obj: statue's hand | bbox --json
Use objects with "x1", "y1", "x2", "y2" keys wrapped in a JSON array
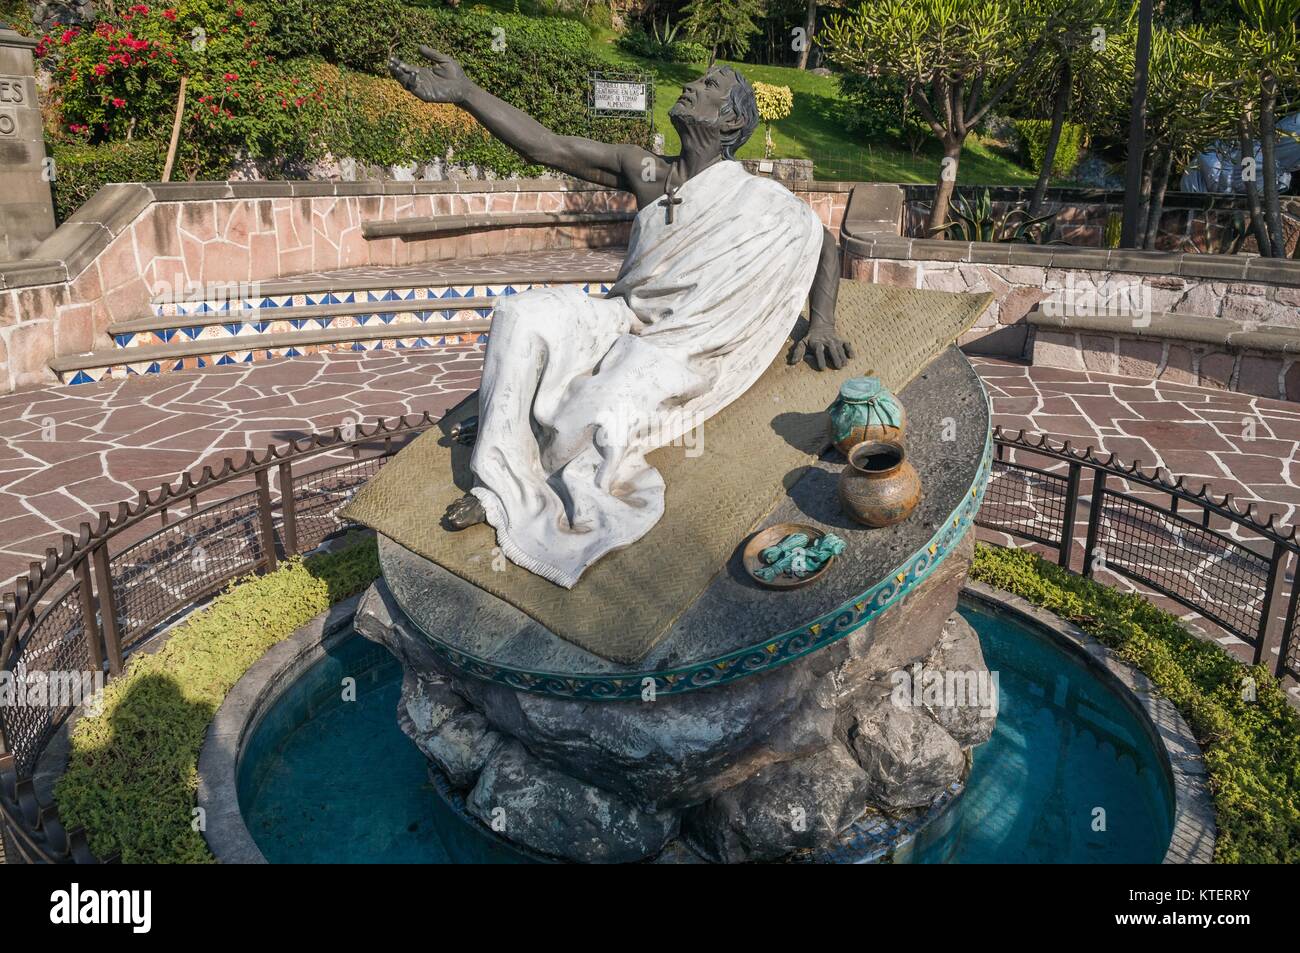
[
  {"x1": 388, "y1": 46, "x2": 468, "y2": 104},
  {"x1": 789, "y1": 329, "x2": 854, "y2": 371}
]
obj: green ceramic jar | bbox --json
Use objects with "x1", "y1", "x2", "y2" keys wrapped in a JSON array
[{"x1": 827, "y1": 377, "x2": 906, "y2": 455}]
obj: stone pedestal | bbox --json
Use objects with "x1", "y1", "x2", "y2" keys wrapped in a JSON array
[
  {"x1": 356, "y1": 532, "x2": 993, "y2": 863},
  {"x1": 354, "y1": 346, "x2": 995, "y2": 862},
  {"x1": 0, "y1": 26, "x2": 56, "y2": 262}
]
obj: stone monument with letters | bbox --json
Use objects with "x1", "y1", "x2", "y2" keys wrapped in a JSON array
[{"x1": 0, "y1": 24, "x2": 56, "y2": 262}]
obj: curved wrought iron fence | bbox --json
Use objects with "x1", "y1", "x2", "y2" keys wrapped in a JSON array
[
  {"x1": 978, "y1": 428, "x2": 1300, "y2": 683},
  {"x1": 3, "y1": 422, "x2": 1298, "y2": 863},
  {"x1": 0, "y1": 413, "x2": 436, "y2": 863}
]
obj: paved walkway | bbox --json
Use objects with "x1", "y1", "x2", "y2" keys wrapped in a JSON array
[
  {"x1": 973, "y1": 356, "x2": 1300, "y2": 527},
  {"x1": 0, "y1": 347, "x2": 482, "y2": 589}
]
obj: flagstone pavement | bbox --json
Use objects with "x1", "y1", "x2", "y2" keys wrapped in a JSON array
[{"x1": 2, "y1": 347, "x2": 1298, "y2": 683}]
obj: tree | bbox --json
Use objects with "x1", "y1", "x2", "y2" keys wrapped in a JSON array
[
  {"x1": 754, "y1": 81, "x2": 794, "y2": 156},
  {"x1": 1009, "y1": 0, "x2": 1126, "y2": 214},
  {"x1": 1137, "y1": 28, "x2": 1224, "y2": 248},
  {"x1": 822, "y1": 0, "x2": 1069, "y2": 233},
  {"x1": 1172, "y1": 0, "x2": 1300, "y2": 256},
  {"x1": 1085, "y1": 23, "x2": 1226, "y2": 249},
  {"x1": 1119, "y1": 0, "x2": 1154, "y2": 247},
  {"x1": 683, "y1": 0, "x2": 768, "y2": 66},
  {"x1": 796, "y1": 0, "x2": 818, "y2": 69}
]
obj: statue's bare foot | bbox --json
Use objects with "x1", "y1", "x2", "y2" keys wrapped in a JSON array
[
  {"x1": 444, "y1": 492, "x2": 487, "y2": 530},
  {"x1": 450, "y1": 415, "x2": 478, "y2": 446}
]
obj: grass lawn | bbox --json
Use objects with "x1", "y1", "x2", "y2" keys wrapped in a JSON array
[{"x1": 587, "y1": 32, "x2": 1036, "y2": 185}]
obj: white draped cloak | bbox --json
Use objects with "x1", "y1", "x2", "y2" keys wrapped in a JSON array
[{"x1": 468, "y1": 160, "x2": 824, "y2": 588}]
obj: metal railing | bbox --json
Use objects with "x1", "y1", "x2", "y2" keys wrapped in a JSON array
[
  {"x1": 978, "y1": 428, "x2": 1300, "y2": 682},
  {"x1": 3, "y1": 422, "x2": 1298, "y2": 862},
  {"x1": 0, "y1": 413, "x2": 436, "y2": 863}
]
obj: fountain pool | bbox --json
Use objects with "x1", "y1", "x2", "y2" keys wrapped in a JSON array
[{"x1": 235, "y1": 600, "x2": 1175, "y2": 864}]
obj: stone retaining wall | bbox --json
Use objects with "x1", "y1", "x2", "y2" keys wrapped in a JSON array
[
  {"x1": 1028, "y1": 311, "x2": 1300, "y2": 401},
  {"x1": 0, "y1": 178, "x2": 852, "y2": 394},
  {"x1": 843, "y1": 184, "x2": 1300, "y2": 398}
]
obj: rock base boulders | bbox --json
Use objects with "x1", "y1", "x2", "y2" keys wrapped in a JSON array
[{"x1": 355, "y1": 530, "x2": 996, "y2": 863}]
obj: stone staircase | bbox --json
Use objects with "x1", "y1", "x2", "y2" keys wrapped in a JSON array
[{"x1": 50, "y1": 248, "x2": 625, "y2": 385}]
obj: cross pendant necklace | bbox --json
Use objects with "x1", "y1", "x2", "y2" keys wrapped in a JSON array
[{"x1": 659, "y1": 164, "x2": 683, "y2": 224}]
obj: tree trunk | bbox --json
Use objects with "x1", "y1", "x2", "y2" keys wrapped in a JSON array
[
  {"x1": 1136, "y1": 153, "x2": 1154, "y2": 244},
  {"x1": 1030, "y1": 58, "x2": 1072, "y2": 216},
  {"x1": 162, "y1": 75, "x2": 188, "y2": 184},
  {"x1": 928, "y1": 138, "x2": 964, "y2": 235},
  {"x1": 1239, "y1": 117, "x2": 1272, "y2": 256},
  {"x1": 1120, "y1": 0, "x2": 1153, "y2": 247},
  {"x1": 1260, "y1": 77, "x2": 1285, "y2": 258},
  {"x1": 797, "y1": 0, "x2": 817, "y2": 70},
  {"x1": 1143, "y1": 149, "x2": 1173, "y2": 250}
]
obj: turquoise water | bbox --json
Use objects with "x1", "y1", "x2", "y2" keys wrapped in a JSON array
[
  {"x1": 238, "y1": 603, "x2": 1174, "y2": 864},
  {"x1": 899, "y1": 606, "x2": 1175, "y2": 864},
  {"x1": 238, "y1": 636, "x2": 530, "y2": 863}
]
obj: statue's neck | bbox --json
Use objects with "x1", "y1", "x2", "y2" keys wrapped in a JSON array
[{"x1": 674, "y1": 124, "x2": 726, "y2": 182}]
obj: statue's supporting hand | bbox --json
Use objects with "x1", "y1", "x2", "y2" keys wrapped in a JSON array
[
  {"x1": 789, "y1": 330, "x2": 854, "y2": 372},
  {"x1": 388, "y1": 46, "x2": 469, "y2": 105},
  {"x1": 792, "y1": 227, "x2": 850, "y2": 371}
]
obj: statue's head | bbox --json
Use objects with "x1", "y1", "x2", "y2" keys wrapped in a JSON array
[{"x1": 668, "y1": 66, "x2": 758, "y2": 160}]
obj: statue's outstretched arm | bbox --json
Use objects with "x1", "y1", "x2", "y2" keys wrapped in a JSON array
[
  {"x1": 790, "y1": 227, "x2": 853, "y2": 371},
  {"x1": 390, "y1": 46, "x2": 650, "y2": 190}
]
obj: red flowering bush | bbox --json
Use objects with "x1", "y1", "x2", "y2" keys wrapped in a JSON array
[{"x1": 39, "y1": 0, "x2": 326, "y2": 175}]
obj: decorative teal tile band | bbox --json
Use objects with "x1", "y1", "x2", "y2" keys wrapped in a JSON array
[{"x1": 409, "y1": 429, "x2": 994, "y2": 701}]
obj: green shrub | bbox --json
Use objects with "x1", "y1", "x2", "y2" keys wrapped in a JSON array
[
  {"x1": 305, "y1": 58, "x2": 523, "y2": 173},
  {"x1": 835, "y1": 71, "x2": 929, "y2": 155},
  {"x1": 1013, "y1": 118, "x2": 1086, "y2": 180},
  {"x1": 972, "y1": 544, "x2": 1300, "y2": 864},
  {"x1": 49, "y1": 138, "x2": 165, "y2": 221},
  {"x1": 37, "y1": 2, "x2": 329, "y2": 181},
  {"x1": 37, "y1": 2, "x2": 648, "y2": 188},
  {"x1": 0, "y1": 0, "x2": 33, "y2": 35},
  {"x1": 54, "y1": 536, "x2": 380, "y2": 863},
  {"x1": 672, "y1": 40, "x2": 708, "y2": 64},
  {"x1": 292, "y1": 3, "x2": 651, "y2": 153},
  {"x1": 616, "y1": 16, "x2": 705, "y2": 64}
]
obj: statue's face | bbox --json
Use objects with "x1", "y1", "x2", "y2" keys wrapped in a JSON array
[{"x1": 668, "y1": 68, "x2": 737, "y2": 133}]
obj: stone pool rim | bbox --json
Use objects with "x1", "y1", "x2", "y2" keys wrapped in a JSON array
[
  {"x1": 199, "y1": 581, "x2": 1215, "y2": 864},
  {"x1": 960, "y1": 580, "x2": 1216, "y2": 865},
  {"x1": 197, "y1": 593, "x2": 362, "y2": 865}
]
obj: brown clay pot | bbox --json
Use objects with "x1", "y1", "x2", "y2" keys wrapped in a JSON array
[{"x1": 837, "y1": 439, "x2": 921, "y2": 528}]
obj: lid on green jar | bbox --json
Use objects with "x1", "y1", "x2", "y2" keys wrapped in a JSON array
[{"x1": 839, "y1": 376, "x2": 887, "y2": 403}]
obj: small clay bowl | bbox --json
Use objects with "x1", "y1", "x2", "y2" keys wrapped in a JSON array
[{"x1": 742, "y1": 522, "x2": 835, "y2": 590}]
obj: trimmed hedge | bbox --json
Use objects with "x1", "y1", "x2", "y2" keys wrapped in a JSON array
[
  {"x1": 53, "y1": 536, "x2": 380, "y2": 864},
  {"x1": 1014, "y1": 118, "x2": 1086, "y2": 180},
  {"x1": 971, "y1": 544, "x2": 1300, "y2": 864},
  {"x1": 49, "y1": 139, "x2": 166, "y2": 223},
  {"x1": 276, "y1": 2, "x2": 651, "y2": 159},
  {"x1": 307, "y1": 59, "x2": 520, "y2": 173}
]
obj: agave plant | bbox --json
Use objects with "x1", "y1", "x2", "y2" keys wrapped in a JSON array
[
  {"x1": 930, "y1": 189, "x2": 1056, "y2": 244},
  {"x1": 652, "y1": 15, "x2": 682, "y2": 49}
]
